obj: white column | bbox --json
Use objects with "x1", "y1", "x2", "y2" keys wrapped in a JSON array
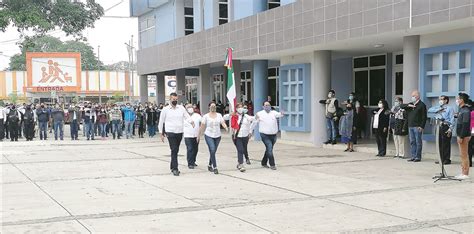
[
  {"x1": 176, "y1": 69, "x2": 186, "y2": 103},
  {"x1": 312, "y1": 50, "x2": 331, "y2": 146},
  {"x1": 156, "y1": 72, "x2": 165, "y2": 105},
  {"x1": 402, "y1": 35, "x2": 420, "y2": 102},
  {"x1": 139, "y1": 75, "x2": 148, "y2": 104},
  {"x1": 198, "y1": 65, "x2": 211, "y2": 112}
]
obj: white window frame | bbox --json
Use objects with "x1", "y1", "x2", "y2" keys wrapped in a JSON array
[
  {"x1": 268, "y1": 0, "x2": 281, "y2": 10},
  {"x1": 218, "y1": 0, "x2": 229, "y2": 25},
  {"x1": 268, "y1": 67, "x2": 279, "y2": 107},
  {"x1": 352, "y1": 53, "x2": 387, "y2": 108},
  {"x1": 240, "y1": 70, "x2": 252, "y2": 102},
  {"x1": 392, "y1": 52, "x2": 403, "y2": 98},
  {"x1": 184, "y1": 0, "x2": 194, "y2": 35},
  {"x1": 213, "y1": 74, "x2": 225, "y2": 102}
]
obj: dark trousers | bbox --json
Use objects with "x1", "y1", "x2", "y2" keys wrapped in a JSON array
[
  {"x1": 184, "y1": 137, "x2": 199, "y2": 166},
  {"x1": 234, "y1": 136, "x2": 249, "y2": 164},
  {"x1": 39, "y1": 121, "x2": 48, "y2": 140},
  {"x1": 0, "y1": 119, "x2": 4, "y2": 140},
  {"x1": 205, "y1": 135, "x2": 221, "y2": 168},
  {"x1": 438, "y1": 125, "x2": 451, "y2": 163},
  {"x1": 24, "y1": 121, "x2": 34, "y2": 140},
  {"x1": 469, "y1": 137, "x2": 473, "y2": 167},
  {"x1": 9, "y1": 121, "x2": 19, "y2": 141},
  {"x1": 260, "y1": 133, "x2": 277, "y2": 166},
  {"x1": 70, "y1": 120, "x2": 79, "y2": 140},
  {"x1": 167, "y1": 132, "x2": 183, "y2": 170},
  {"x1": 374, "y1": 130, "x2": 387, "y2": 156}
]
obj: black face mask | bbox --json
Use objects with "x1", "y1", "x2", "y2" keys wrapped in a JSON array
[
  {"x1": 347, "y1": 107, "x2": 352, "y2": 110},
  {"x1": 171, "y1": 100, "x2": 177, "y2": 106},
  {"x1": 12, "y1": 106, "x2": 16, "y2": 109},
  {"x1": 41, "y1": 105, "x2": 44, "y2": 108}
]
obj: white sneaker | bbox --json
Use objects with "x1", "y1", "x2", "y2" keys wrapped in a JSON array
[{"x1": 455, "y1": 174, "x2": 470, "y2": 180}]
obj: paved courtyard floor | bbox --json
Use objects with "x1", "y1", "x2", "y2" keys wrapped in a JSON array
[{"x1": 1, "y1": 134, "x2": 473, "y2": 233}]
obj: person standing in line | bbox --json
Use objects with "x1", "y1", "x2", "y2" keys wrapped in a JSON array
[
  {"x1": 455, "y1": 93, "x2": 471, "y2": 180},
  {"x1": 146, "y1": 104, "x2": 157, "y2": 137},
  {"x1": 7, "y1": 104, "x2": 21, "y2": 141},
  {"x1": 184, "y1": 103, "x2": 202, "y2": 169},
  {"x1": 228, "y1": 103, "x2": 255, "y2": 172},
  {"x1": 51, "y1": 103, "x2": 65, "y2": 141},
  {"x1": 429, "y1": 95, "x2": 455, "y2": 164},
  {"x1": 136, "y1": 106, "x2": 146, "y2": 138},
  {"x1": 340, "y1": 102, "x2": 356, "y2": 152},
  {"x1": 319, "y1": 89, "x2": 339, "y2": 145},
  {"x1": 401, "y1": 90, "x2": 427, "y2": 162},
  {"x1": 122, "y1": 103, "x2": 135, "y2": 139},
  {"x1": 109, "y1": 105, "x2": 122, "y2": 139},
  {"x1": 83, "y1": 104, "x2": 95, "y2": 140},
  {"x1": 373, "y1": 100, "x2": 390, "y2": 157},
  {"x1": 36, "y1": 103, "x2": 49, "y2": 140},
  {"x1": 22, "y1": 104, "x2": 36, "y2": 141},
  {"x1": 67, "y1": 104, "x2": 81, "y2": 140},
  {"x1": 159, "y1": 93, "x2": 194, "y2": 176},
  {"x1": 0, "y1": 102, "x2": 7, "y2": 141},
  {"x1": 198, "y1": 102, "x2": 228, "y2": 175},
  {"x1": 469, "y1": 99, "x2": 474, "y2": 168},
  {"x1": 97, "y1": 107, "x2": 108, "y2": 139},
  {"x1": 254, "y1": 101, "x2": 284, "y2": 170},
  {"x1": 390, "y1": 97, "x2": 408, "y2": 159}
]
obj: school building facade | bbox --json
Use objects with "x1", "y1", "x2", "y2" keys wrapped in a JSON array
[{"x1": 130, "y1": 0, "x2": 473, "y2": 148}]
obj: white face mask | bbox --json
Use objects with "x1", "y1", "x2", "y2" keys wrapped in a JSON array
[
  {"x1": 439, "y1": 100, "x2": 444, "y2": 106},
  {"x1": 243, "y1": 109, "x2": 248, "y2": 114},
  {"x1": 237, "y1": 108, "x2": 244, "y2": 114},
  {"x1": 455, "y1": 99, "x2": 460, "y2": 106},
  {"x1": 394, "y1": 101, "x2": 400, "y2": 107},
  {"x1": 328, "y1": 93, "x2": 333, "y2": 98},
  {"x1": 378, "y1": 103, "x2": 383, "y2": 109},
  {"x1": 187, "y1": 108, "x2": 194, "y2": 114},
  {"x1": 411, "y1": 96, "x2": 417, "y2": 102}
]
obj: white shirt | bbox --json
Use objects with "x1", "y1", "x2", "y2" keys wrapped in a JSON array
[
  {"x1": 202, "y1": 113, "x2": 224, "y2": 138},
  {"x1": 224, "y1": 114, "x2": 255, "y2": 137},
  {"x1": 184, "y1": 113, "x2": 202, "y2": 138},
  {"x1": 373, "y1": 109, "x2": 383, "y2": 129},
  {"x1": 255, "y1": 110, "x2": 283, "y2": 135},
  {"x1": 0, "y1": 107, "x2": 6, "y2": 120},
  {"x1": 158, "y1": 105, "x2": 191, "y2": 134}
]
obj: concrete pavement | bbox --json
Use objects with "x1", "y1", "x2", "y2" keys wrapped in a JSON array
[{"x1": 1, "y1": 133, "x2": 473, "y2": 233}]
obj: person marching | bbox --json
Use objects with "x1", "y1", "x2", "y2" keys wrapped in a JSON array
[
  {"x1": 229, "y1": 103, "x2": 255, "y2": 172},
  {"x1": 198, "y1": 102, "x2": 228, "y2": 175},
  {"x1": 254, "y1": 101, "x2": 284, "y2": 170},
  {"x1": 22, "y1": 104, "x2": 36, "y2": 141},
  {"x1": 183, "y1": 103, "x2": 202, "y2": 169},
  {"x1": 159, "y1": 93, "x2": 194, "y2": 176}
]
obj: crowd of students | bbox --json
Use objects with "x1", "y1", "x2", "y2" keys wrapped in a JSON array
[{"x1": 321, "y1": 89, "x2": 473, "y2": 180}]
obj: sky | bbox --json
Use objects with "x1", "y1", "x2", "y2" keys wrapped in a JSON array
[{"x1": 0, "y1": 0, "x2": 138, "y2": 71}]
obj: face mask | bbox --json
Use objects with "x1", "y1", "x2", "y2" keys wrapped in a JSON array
[
  {"x1": 187, "y1": 108, "x2": 194, "y2": 114},
  {"x1": 243, "y1": 109, "x2": 248, "y2": 114},
  {"x1": 101, "y1": 109, "x2": 104, "y2": 112},
  {"x1": 439, "y1": 100, "x2": 444, "y2": 106},
  {"x1": 328, "y1": 93, "x2": 333, "y2": 98},
  {"x1": 264, "y1": 106, "x2": 271, "y2": 112},
  {"x1": 411, "y1": 96, "x2": 417, "y2": 102},
  {"x1": 41, "y1": 105, "x2": 44, "y2": 108},
  {"x1": 171, "y1": 100, "x2": 178, "y2": 106},
  {"x1": 378, "y1": 103, "x2": 383, "y2": 109},
  {"x1": 237, "y1": 108, "x2": 244, "y2": 114},
  {"x1": 12, "y1": 106, "x2": 16, "y2": 109},
  {"x1": 394, "y1": 101, "x2": 400, "y2": 107},
  {"x1": 349, "y1": 96, "x2": 353, "y2": 100},
  {"x1": 346, "y1": 106, "x2": 352, "y2": 110},
  {"x1": 456, "y1": 99, "x2": 460, "y2": 106},
  {"x1": 210, "y1": 106, "x2": 217, "y2": 112}
]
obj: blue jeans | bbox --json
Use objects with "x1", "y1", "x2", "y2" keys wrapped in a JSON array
[
  {"x1": 124, "y1": 121, "x2": 133, "y2": 138},
  {"x1": 205, "y1": 135, "x2": 221, "y2": 169},
  {"x1": 53, "y1": 121, "x2": 64, "y2": 140},
  {"x1": 70, "y1": 120, "x2": 79, "y2": 139},
  {"x1": 111, "y1": 120, "x2": 121, "y2": 138},
  {"x1": 148, "y1": 124, "x2": 156, "y2": 137},
  {"x1": 260, "y1": 133, "x2": 277, "y2": 166},
  {"x1": 185, "y1": 137, "x2": 199, "y2": 166},
  {"x1": 326, "y1": 117, "x2": 336, "y2": 141},
  {"x1": 409, "y1": 127, "x2": 423, "y2": 160},
  {"x1": 99, "y1": 123, "x2": 107, "y2": 137},
  {"x1": 85, "y1": 121, "x2": 94, "y2": 140},
  {"x1": 39, "y1": 121, "x2": 48, "y2": 140},
  {"x1": 234, "y1": 136, "x2": 249, "y2": 164}
]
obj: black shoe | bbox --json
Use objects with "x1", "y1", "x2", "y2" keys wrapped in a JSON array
[
  {"x1": 246, "y1": 159, "x2": 251, "y2": 165},
  {"x1": 407, "y1": 158, "x2": 415, "y2": 162},
  {"x1": 324, "y1": 140, "x2": 331, "y2": 144},
  {"x1": 270, "y1": 166, "x2": 277, "y2": 170},
  {"x1": 435, "y1": 161, "x2": 440, "y2": 164},
  {"x1": 344, "y1": 149, "x2": 350, "y2": 152},
  {"x1": 172, "y1": 169, "x2": 180, "y2": 176},
  {"x1": 262, "y1": 164, "x2": 270, "y2": 168},
  {"x1": 443, "y1": 161, "x2": 451, "y2": 165},
  {"x1": 413, "y1": 159, "x2": 421, "y2": 162},
  {"x1": 213, "y1": 168, "x2": 219, "y2": 174},
  {"x1": 193, "y1": 163, "x2": 198, "y2": 167},
  {"x1": 208, "y1": 165, "x2": 213, "y2": 172},
  {"x1": 188, "y1": 165, "x2": 194, "y2": 169},
  {"x1": 331, "y1": 140, "x2": 337, "y2": 145},
  {"x1": 376, "y1": 154, "x2": 381, "y2": 156}
]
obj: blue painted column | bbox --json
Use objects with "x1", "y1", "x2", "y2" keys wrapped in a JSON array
[{"x1": 252, "y1": 60, "x2": 268, "y2": 141}]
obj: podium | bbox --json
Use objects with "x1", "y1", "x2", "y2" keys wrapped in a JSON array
[{"x1": 431, "y1": 118, "x2": 461, "y2": 183}]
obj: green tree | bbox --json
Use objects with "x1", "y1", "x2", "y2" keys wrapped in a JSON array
[
  {"x1": 0, "y1": 0, "x2": 104, "y2": 38},
  {"x1": 8, "y1": 35, "x2": 103, "y2": 70},
  {"x1": 8, "y1": 92, "x2": 18, "y2": 104}
]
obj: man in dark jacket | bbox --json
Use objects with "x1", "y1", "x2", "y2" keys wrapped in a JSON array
[
  {"x1": 67, "y1": 104, "x2": 81, "y2": 140},
  {"x1": 23, "y1": 104, "x2": 36, "y2": 141},
  {"x1": 51, "y1": 103, "x2": 65, "y2": 140},
  {"x1": 7, "y1": 104, "x2": 21, "y2": 141},
  {"x1": 36, "y1": 103, "x2": 50, "y2": 140},
  {"x1": 401, "y1": 90, "x2": 427, "y2": 162},
  {"x1": 455, "y1": 93, "x2": 471, "y2": 180}
]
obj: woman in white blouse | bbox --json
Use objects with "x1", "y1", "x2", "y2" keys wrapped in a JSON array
[
  {"x1": 198, "y1": 102, "x2": 228, "y2": 174},
  {"x1": 225, "y1": 103, "x2": 255, "y2": 172}
]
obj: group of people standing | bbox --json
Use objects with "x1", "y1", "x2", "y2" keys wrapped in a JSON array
[
  {"x1": 321, "y1": 89, "x2": 473, "y2": 180},
  {"x1": 159, "y1": 93, "x2": 284, "y2": 176}
]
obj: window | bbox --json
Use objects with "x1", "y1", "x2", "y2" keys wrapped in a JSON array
[
  {"x1": 268, "y1": 67, "x2": 279, "y2": 107},
  {"x1": 185, "y1": 77, "x2": 198, "y2": 104},
  {"x1": 395, "y1": 54, "x2": 403, "y2": 65},
  {"x1": 213, "y1": 74, "x2": 224, "y2": 102},
  {"x1": 139, "y1": 15, "x2": 156, "y2": 49},
  {"x1": 353, "y1": 54, "x2": 387, "y2": 106},
  {"x1": 279, "y1": 64, "x2": 311, "y2": 132},
  {"x1": 268, "y1": 0, "x2": 281, "y2": 10},
  {"x1": 184, "y1": 0, "x2": 194, "y2": 35},
  {"x1": 219, "y1": 0, "x2": 228, "y2": 25},
  {"x1": 240, "y1": 71, "x2": 252, "y2": 102}
]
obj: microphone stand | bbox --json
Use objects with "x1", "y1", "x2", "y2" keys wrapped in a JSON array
[{"x1": 431, "y1": 118, "x2": 461, "y2": 183}]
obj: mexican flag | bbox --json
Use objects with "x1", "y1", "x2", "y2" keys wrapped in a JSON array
[{"x1": 225, "y1": 48, "x2": 236, "y2": 113}]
